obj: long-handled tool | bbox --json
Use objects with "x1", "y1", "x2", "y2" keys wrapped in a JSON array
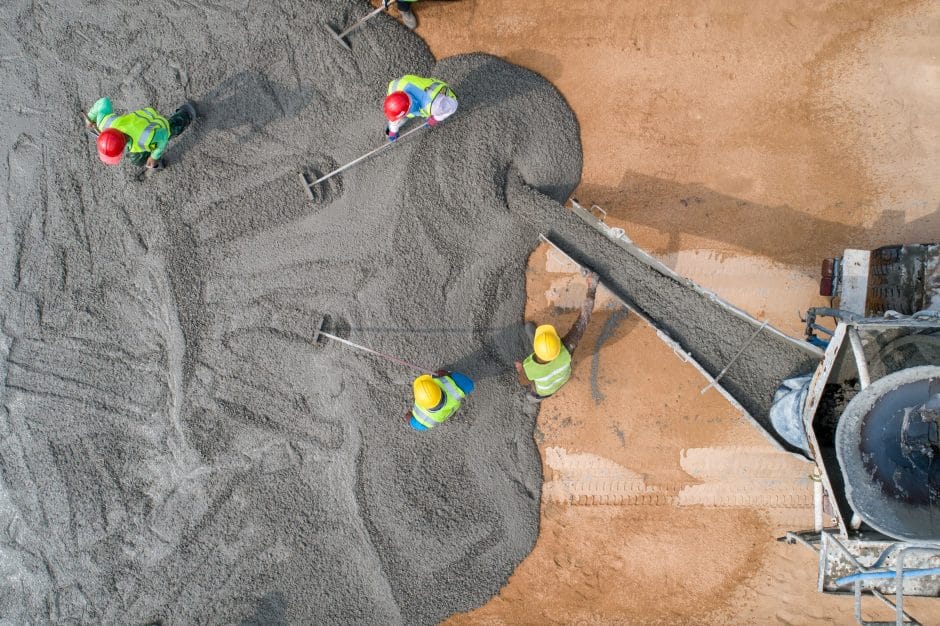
[
  {"x1": 312, "y1": 323, "x2": 433, "y2": 375},
  {"x1": 327, "y1": 0, "x2": 398, "y2": 50},
  {"x1": 299, "y1": 121, "x2": 428, "y2": 200},
  {"x1": 700, "y1": 319, "x2": 770, "y2": 394}
]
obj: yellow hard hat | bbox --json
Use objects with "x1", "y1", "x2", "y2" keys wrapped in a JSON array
[
  {"x1": 533, "y1": 324, "x2": 561, "y2": 361},
  {"x1": 413, "y1": 374, "x2": 443, "y2": 409}
]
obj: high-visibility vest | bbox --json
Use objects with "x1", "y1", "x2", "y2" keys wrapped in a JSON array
[
  {"x1": 522, "y1": 345, "x2": 572, "y2": 397},
  {"x1": 410, "y1": 375, "x2": 465, "y2": 429},
  {"x1": 99, "y1": 107, "x2": 170, "y2": 154},
  {"x1": 387, "y1": 75, "x2": 456, "y2": 118}
]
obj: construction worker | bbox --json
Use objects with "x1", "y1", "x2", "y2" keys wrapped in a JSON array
[
  {"x1": 515, "y1": 272, "x2": 600, "y2": 401},
  {"x1": 384, "y1": 74, "x2": 457, "y2": 141},
  {"x1": 407, "y1": 370, "x2": 474, "y2": 431},
  {"x1": 396, "y1": 0, "x2": 418, "y2": 30},
  {"x1": 84, "y1": 97, "x2": 196, "y2": 171}
]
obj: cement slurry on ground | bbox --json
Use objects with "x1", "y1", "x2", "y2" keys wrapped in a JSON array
[
  {"x1": 0, "y1": 0, "x2": 826, "y2": 622},
  {"x1": 513, "y1": 189, "x2": 823, "y2": 454},
  {"x1": 0, "y1": 1, "x2": 582, "y2": 623}
]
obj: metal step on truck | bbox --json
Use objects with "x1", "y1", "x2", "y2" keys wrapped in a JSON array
[{"x1": 774, "y1": 244, "x2": 940, "y2": 626}]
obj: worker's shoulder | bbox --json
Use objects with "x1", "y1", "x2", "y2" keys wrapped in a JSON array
[{"x1": 448, "y1": 371, "x2": 474, "y2": 395}]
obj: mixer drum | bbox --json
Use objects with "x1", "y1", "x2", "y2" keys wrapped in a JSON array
[{"x1": 835, "y1": 366, "x2": 940, "y2": 541}]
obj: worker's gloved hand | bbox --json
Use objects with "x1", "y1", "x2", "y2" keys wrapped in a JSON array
[
  {"x1": 385, "y1": 125, "x2": 398, "y2": 142},
  {"x1": 146, "y1": 157, "x2": 165, "y2": 171},
  {"x1": 427, "y1": 116, "x2": 439, "y2": 127}
]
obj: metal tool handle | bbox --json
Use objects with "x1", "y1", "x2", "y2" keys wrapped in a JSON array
[
  {"x1": 308, "y1": 121, "x2": 428, "y2": 188},
  {"x1": 337, "y1": 0, "x2": 398, "y2": 38},
  {"x1": 700, "y1": 319, "x2": 770, "y2": 394},
  {"x1": 316, "y1": 329, "x2": 433, "y2": 375}
]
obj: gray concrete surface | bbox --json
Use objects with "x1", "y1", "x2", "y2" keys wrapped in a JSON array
[{"x1": 0, "y1": 1, "x2": 581, "y2": 623}]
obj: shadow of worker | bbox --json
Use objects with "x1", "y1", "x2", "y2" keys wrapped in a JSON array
[
  {"x1": 446, "y1": 323, "x2": 531, "y2": 382},
  {"x1": 240, "y1": 591, "x2": 288, "y2": 626},
  {"x1": 170, "y1": 70, "x2": 316, "y2": 160}
]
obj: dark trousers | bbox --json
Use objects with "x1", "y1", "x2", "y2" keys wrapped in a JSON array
[
  {"x1": 398, "y1": 0, "x2": 415, "y2": 13},
  {"x1": 128, "y1": 105, "x2": 194, "y2": 166}
]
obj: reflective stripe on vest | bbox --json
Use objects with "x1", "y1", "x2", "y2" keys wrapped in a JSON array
[
  {"x1": 100, "y1": 113, "x2": 120, "y2": 130},
  {"x1": 411, "y1": 376, "x2": 465, "y2": 429},
  {"x1": 132, "y1": 109, "x2": 169, "y2": 151},
  {"x1": 522, "y1": 345, "x2": 572, "y2": 397},
  {"x1": 531, "y1": 363, "x2": 570, "y2": 388}
]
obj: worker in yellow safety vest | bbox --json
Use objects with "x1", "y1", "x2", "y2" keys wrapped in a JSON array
[
  {"x1": 383, "y1": 74, "x2": 458, "y2": 141},
  {"x1": 515, "y1": 271, "x2": 600, "y2": 401},
  {"x1": 85, "y1": 97, "x2": 196, "y2": 171},
  {"x1": 407, "y1": 370, "x2": 474, "y2": 431}
]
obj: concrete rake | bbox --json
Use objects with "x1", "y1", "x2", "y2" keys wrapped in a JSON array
[
  {"x1": 299, "y1": 121, "x2": 428, "y2": 201},
  {"x1": 311, "y1": 316, "x2": 432, "y2": 374},
  {"x1": 327, "y1": 1, "x2": 398, "y2": 50}
]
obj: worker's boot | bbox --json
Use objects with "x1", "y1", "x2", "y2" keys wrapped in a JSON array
[
  {"x1": 400, "y1": 6, "x2": 417, "y2": 29},
  {"x1": 168, "y1": 101, "x2": 197, "y2": 137}
]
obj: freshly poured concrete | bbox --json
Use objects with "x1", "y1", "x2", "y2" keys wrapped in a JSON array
[
  {"x1": 0, "y1": 0, "x2": 827, "y2": 622},
  {"x1": 0, "y1": 1, "x2": 580, "y2": 622}
]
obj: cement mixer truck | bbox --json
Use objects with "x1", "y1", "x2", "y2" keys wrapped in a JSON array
[
  {"x1": 547, "y1": 203, "x2": 940, "y2": 623},
  {"x1": 773, "y1": 244, "x2": 940, "y2": 625}
]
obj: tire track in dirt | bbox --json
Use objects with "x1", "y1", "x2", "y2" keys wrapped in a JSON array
[
  {"x1": 542, "y1": 446, "x2": 674, "y2": 505},
  {"x1": 679, "y1": 446, "x2": 814, "y2": 509},
  {"x1": 542, "y1": 446, "x2": 814, "y2": 510}
]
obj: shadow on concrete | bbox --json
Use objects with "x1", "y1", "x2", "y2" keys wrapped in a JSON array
[
  {"x1": 348, "y1": 323, "x2": 531, "y2": 382},
  {"x1": 240, "y1": 591, "x2": 288, "y2": 626},
  {"x1": 166, "y1": 70, "x2": 316, "y2": 164},
  {"x1": 577, "y1": 171, "x2": 940, "y2": 269}
]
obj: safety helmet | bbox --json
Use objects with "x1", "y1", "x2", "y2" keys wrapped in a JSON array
[
  {"x1": 383, "y1": 91, "x2": 411, "y2": 121},
  {"x1": 96, "y1": 128, "x2": 126, "y2": 165},
  {"x1": 533, "y1": 324, "x2": 562, "y2": 361},
  {"x1": 413, "y1": 374, "x2": 443, "y2": 409}
]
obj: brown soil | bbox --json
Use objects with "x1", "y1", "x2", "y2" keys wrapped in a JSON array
[{"x1": 409, "y1": 0, "x2": 940, "y2": 623}]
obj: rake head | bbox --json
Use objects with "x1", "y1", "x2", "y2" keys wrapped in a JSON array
[{"x1": 325, "y1": 24, "x2": 352, "y2": 51}]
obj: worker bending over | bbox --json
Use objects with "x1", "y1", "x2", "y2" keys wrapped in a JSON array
[
  {"x1": 515, "y1": 272, "x2": 600, "y2": 400},
  {"x1": 384, "y1": 74, "x2": 457, "y2": 141},
  {"x1": 85, "y1": 97, "x2": 196, "y2": 171},
  {"x1": 408, "y1": 370, "x2": 474, "y2": 431}
]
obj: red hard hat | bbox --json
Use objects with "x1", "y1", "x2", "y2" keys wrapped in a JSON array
[
  {"x1": 383, "y1": 91, "x2": 411, "y2": 121},
  {"x1": 96, "y1": 128, "x2": 126, "y2": 165}
]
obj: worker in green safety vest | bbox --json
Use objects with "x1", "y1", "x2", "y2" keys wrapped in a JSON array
[
  {"x1": 84, "y1": 97, "x2": 196, "y2": 171},
  {"x1": 406, "y1": 370, "x2": 474, "y2": 431},
  {"x1": 383, "y1": 74, "x2": 458, "y2": 141},
  {"x1": 515, "y1": 271, "x2": 600, "y2": 401}
]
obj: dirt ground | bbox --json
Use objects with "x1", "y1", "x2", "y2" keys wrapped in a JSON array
[{"x1": 409, "y1": 0, "x2": 940, "y2": 623}]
